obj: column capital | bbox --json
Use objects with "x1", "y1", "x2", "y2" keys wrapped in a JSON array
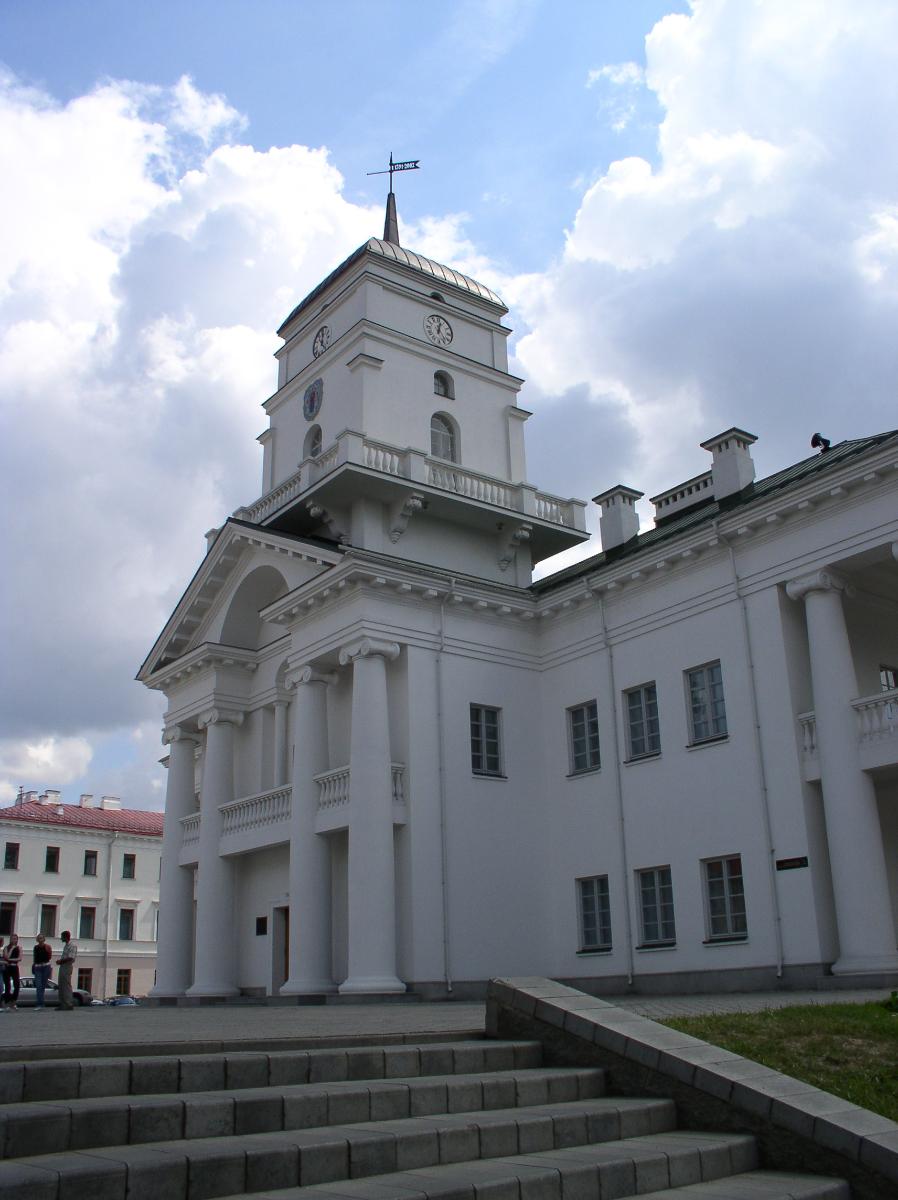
[
  {"x1": 287, "y1": 665, "x2": 338, "y2": 688},
  {"x1": 785, "y1": 568, "x2": 848, "y2": 603},
  {"x1": 338, "y1": 637, "x2": 401, "y2": 667},
  {"x1": 162, "y1": 725, "x2": 199, "y2": 746},
  {"x1": 198, "y1": 708, "x2": 244, "y2": 730}
]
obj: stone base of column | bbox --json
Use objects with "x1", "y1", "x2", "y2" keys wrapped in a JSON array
[
  {"x1": 148, "y1": 985, "x2": 188, "y2": 999},
  {"x1": 186, "y1": 983, "x2": 240, "y2": 998},
  {"x1": 339, "y1": 974, "x2": 406, "y2": 995},
  {"x1": 279, "y1": 977, "x2": 337, "y2": 996},
  {"x1": 831, "y1": 952, "x2": 898, "y2": 976}
]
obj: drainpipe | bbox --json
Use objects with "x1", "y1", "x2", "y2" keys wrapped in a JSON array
[
  {"x1": 724, "y1": 531, "x2": 785, "y2": 979},
  {"x1": 591, "y1": 584, "x2": 636, "y2": 987},
  {"x1": 436, "y1": 584, "x2": 453, "y2": 993},
  {"x1": 104, "y1": 831, "x2": 118, "y2": 999}
]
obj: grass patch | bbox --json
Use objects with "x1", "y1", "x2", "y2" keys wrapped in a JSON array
[{"x1": 663, "y1": 1001, "x2": 898, "y2": 1122}]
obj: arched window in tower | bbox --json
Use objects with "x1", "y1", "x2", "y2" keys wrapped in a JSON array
[
  {"x1": 430, "y1": 413, "x2": 458, "y2": 462},
  {"x1": 304, "y1": 425, "x2": 322, "y2": 459},
  {"x1": 433, "y1": 370, "x2": 454, "y2": 399}
]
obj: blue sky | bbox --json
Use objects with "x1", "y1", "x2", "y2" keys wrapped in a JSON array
[{"x1": 3, "y1": 0, "x2": 898, "y2": 808}]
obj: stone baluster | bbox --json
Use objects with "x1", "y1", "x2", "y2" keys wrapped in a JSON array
[
  {"x1": 187, "y1": 708, "x2": 243, "y2": 996},
  {"x1": 150, "y1": 726, "x2": 198, "y2": 997},
  {"x1": 280, "y1": 667, "x2": 337, "y2": 995},
  {"x1": 787, "y1": 569, "x2": 898, "y2": 973},
  {"x1": 338, "y1": 637, "x2": 405, "y2": 994}
]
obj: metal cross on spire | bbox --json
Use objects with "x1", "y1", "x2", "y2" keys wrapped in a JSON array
[{"x1": 367, "y1": 152, "x2": 420, "y2": 246}]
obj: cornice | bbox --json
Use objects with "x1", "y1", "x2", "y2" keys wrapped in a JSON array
[{"x1": 145, "y1": 642, "x2": 258, "y2": 691}]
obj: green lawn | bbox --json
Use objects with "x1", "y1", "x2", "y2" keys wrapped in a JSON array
[{"x1": 663, "y1": 1001, "x2": 898, "y2": 1122}]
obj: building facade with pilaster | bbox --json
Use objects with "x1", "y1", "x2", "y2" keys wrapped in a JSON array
[
  {"x1": 140, "y1": 203, "x2": 898, "y2": 1000},
  {"x1": 0, "y1": 791, "x2": 162, "y2": 998}
]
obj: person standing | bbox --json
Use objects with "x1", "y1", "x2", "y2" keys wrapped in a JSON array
[
  {"x1": 56, "y1": 930, "x2": 77, "y2": 1010},
  {"x1": 32, "y1": 934, "x2": 52, "y2": 1010},
  {"x1": 3, "y1": 934, "x2": 21, "y2": 1009},
  {"x1": 0, "y1": 938, "x2": 6, "y2": 1011}
]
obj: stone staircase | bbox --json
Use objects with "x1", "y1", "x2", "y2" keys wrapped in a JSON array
[{"x1": 0, "y1": 1036, "x2": 849, "y2": 1199}]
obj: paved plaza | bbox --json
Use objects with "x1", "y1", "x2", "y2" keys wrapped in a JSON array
[{"x1": 0, "y1": 987, "x2": 889, "y2": 1058}]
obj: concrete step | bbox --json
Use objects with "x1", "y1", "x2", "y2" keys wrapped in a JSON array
[
  {"x1": 221, "y1": 1158, "x2": 850, "y2": 1200},
  {"x1": 0, "y1": 1066, "x2": 608, "y2": 1156},
  {"x1": 0, "y1": 1040, "x2": 543, "y2": 1103},
  {"x1": 0, "y1": 1096, "x2": 678, "y2": 1200}
]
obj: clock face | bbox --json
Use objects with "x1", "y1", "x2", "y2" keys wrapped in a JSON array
[
  {"x1": 312, "y1": 325, "x2": 331, "y2": 357},
  {"x1": 303, "y1": 378, "x2": 324, "y2": 421},
  {"x1": 424, "y1": 313, "x2": 453, "y2": 347}
]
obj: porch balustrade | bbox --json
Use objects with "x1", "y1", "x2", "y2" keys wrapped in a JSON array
[
  {"x1": 797, "y1": 689, "x2": 898, "y2": 777},
  {"x1": 314, "y1": 763, "x2": 406, "y2": 811},
  {"x1": 220, "y1": 785, "x2": 292, "y2": 836},
  {"x1": 235, "y1": 430, "x2": 585, "y2": 531}
]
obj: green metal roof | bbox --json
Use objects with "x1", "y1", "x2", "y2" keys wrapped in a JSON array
[{"x1": 535, "y1": 430, "x2": 898, "y2": 593}]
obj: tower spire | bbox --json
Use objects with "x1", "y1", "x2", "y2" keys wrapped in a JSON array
[{"x1": 367, "y1": 152, "x2": 420, "y2": 247}]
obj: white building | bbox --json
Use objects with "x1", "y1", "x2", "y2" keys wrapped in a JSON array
[
  {"x1": 140, "y1": 199, "x2": 898, "y2": 1000},
  {"x1": 0, "y1": 791, "x2": 163, "y2": 997}
]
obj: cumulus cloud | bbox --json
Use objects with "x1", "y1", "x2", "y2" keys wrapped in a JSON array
[
  {"x1": 0, "y1": 737, "x2": 93, "y2": 801},
  {"x1": 0, "y1": 71, "x2": 380, "y2": 794},
  {"x1": 515, "y1": 0, "x2": 898, "y2": 511}
]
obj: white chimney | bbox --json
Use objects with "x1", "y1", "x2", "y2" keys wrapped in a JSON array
[
  {"x1": 593, "y1": 485, "x2": 643, "y2": 552},
  {"x1": 100, "y1": 795, "x2": 122, "y2": 810},
  {"x1": 79, "y1": 794, "x2": 95, "y2": 808},
  {"x1": 701, "y1": 427, "x2": 757, "y2": 500},
  {"x1": 45, "y1": 789, "x2": 61, "y2": 805}
]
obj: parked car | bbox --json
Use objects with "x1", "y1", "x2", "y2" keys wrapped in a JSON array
[
  {"x1": 105, "y1": 995, "x2": 140, "y2": 1006},
  {"x1": 14, "y1": 976, "x2": 94, "y2": 1007}
]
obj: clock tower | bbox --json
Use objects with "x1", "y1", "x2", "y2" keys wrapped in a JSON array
[{"x1": 237, "y1": 198, "x2": 588, "y2": 585}]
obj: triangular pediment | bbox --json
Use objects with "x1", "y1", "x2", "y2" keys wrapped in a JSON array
[{"x1": 137, "y1": 519, "x2": 343, "y2": 683}]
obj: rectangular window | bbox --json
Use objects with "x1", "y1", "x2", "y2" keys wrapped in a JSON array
[
  {"x1": 255, "y1": 916, "x2": 268, "y2": 936},
  {"x1": 116, "y1": 968, "x2": 131, "y2": 996},
  {"x1": 638, "y1": 866, "x2": 676, "y2": 945},
  {"x1": 704, "y1": 855, "x2": 748, "y2": 940},
  {"x1": 39, "y1": 903, "x2": 57, "y2": 938},
  {"x1": 470, "y1": 705, "x2": 502, "y2": 776},
  {"x1": 568, "y1": 701, "x2": 601, "y2": 774},
  {"x1": 687, "y1": 661, "x2": 728, "y2": 743},
  {"x1": 45, "y1": 846, "x2": 60, "y2": 873},
  {"x1": 626, "y1": 684, "x2": 660, "y2": 759},
  {"x1": 77, "y1": 968, "x2": 93, "y2": 993},
  {"x1": 4, "y1": 842, "x2": 19, "y2": 870},
  {"x1": 577, "y1": 875, "x2": 612, "y2": 952},
  {"x1": 122, "y1": 853, "x2": 136, "y2": 880},
  {"x1": 83, "y1": 849, "x2": 98, "y2": 877},
  {"x1": 0, "y1": 902, "x2": 16, "y2": 936},
  {"x1": 78, "y1": 906, "x2": 96, "y2": 940},
  {"x1": 118, "y1": 908, "x2": 135, "y2": 941},
  {"x1": 880, "y1": 664, "x2": 898, "y2": 692}
]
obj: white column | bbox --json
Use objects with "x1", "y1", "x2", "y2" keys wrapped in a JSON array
[
  {"x1": 187, "y1": 708, "x2": 243, "y2": 996},
  {"x1": 338, "y1": 637, "x2": 405, "y2": 994},
  {"x1": 787, "y1": 569, "x2": 898, "y2": 974},
  {"x1": 281, "y1": 667, "x2": 336, "y2": 995},
  {"x1": 150, "y1": 726, "x2": 198, "y2": 997},
  {"x1": 273, "y1": 700, "x2": 289, "y2": 787}
]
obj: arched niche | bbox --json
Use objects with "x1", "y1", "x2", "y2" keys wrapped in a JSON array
[{"x1": 220, "y1": 565, "x2": 289, "y2": 651}]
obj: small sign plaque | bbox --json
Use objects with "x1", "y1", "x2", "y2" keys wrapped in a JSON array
[{"x1": 776, "y1": 856, "x2": 809, "y2": 871}]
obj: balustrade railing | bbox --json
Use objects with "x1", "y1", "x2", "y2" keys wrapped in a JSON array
[
  {"x1": 181, "y1": 812, "x2": 200, "y2": 846},
  {"x1": 854, "y1": 690, "x2": 898, "y2": 743},
  {"x1": 220, "y1": 785, "x2": 292, "y2": 836},
  {"x1": 236, "y1": 431, "x2": 583, "y2": 529},
  {"x1": 315, "y1": 763, "x2": 406, "y2": 811}
]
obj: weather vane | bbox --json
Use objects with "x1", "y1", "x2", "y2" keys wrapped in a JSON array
[{"x1": 367, "y1": 151, "x2": 420, "y2": 195}]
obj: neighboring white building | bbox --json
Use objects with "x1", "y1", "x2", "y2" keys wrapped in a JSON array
[
  {"x1": 140, "y1": 200, "x2": 898, "y2": 1001},
  {"x1": 0, "y1": 791, "x2": 163, "y2": 998}
]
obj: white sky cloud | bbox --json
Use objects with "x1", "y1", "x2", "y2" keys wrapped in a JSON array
[{"x1": 4, "y1": 0, "x2": 898, "y2": 802}]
